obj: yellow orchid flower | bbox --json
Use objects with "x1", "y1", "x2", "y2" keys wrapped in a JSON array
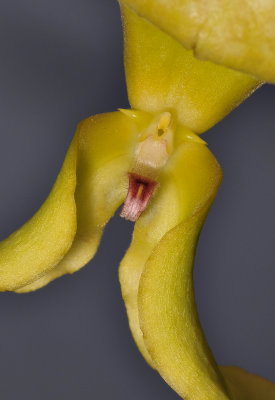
[{"x1": 0, "y1": 1, "x2": 274, "y2": 400}]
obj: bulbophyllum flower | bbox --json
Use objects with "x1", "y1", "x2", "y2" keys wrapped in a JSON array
[{"x1": 0, "y1": 1, "x2": 274, "y2": 400}]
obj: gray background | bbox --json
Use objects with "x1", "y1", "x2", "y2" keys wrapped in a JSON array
[{"x1": 0, "y1": 0, "x2": 274, "y2": 399}]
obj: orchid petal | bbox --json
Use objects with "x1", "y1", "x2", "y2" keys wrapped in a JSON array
[
  {"x1": 120, "y1": 0, "x2": 275, "y2": 83},
  {"x1": 0, "y1": 112, "x2": 137, "y2": 292},
  {"x1": 120, "y1": 140, "x2": 222, "y2": 368},
  {"x1": 121, "y1": 6, "x2": 260, "y2": 134}
]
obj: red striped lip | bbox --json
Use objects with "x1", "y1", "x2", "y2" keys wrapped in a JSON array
[{"x1": 120, "y1": 173, "x2": 158, "y2": 222}]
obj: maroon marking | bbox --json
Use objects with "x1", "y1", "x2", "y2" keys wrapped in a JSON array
[{"x1": 120, "y1": 173, "x2": 158, "y2": 222}]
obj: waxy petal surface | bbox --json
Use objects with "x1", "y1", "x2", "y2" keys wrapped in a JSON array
[
  {"x1": 0, "y1": 141, "x2": 77, "y2": 291},
  {"x1": 121, "y1": 6, "x2": 260, "y2": 134},
  {"x1": 119, "y1": 11, "x2": 275, "y2": 396},
  {"x1": 120, "y1": 139, "x2": 275, "y2": 399},
  {"x1": 138, "y1": 208, "x2": 275, "y2": 400},
  {"x1": 138, "y1": 202, "x2": 229, "y2": 400},
  {"x1": 0, "y1": 112, "x2": 137, "y2": 292},
  {"x1": 120, "y1": 0, "x2": 275, "y2": 83},
  {"x1": 120, "y1": 141, "x2": 223, "y2": 369}
]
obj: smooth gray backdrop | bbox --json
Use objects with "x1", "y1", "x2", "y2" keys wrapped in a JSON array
[{"x1": 0, "y1": 0, "x2": 274, "y2": 399}]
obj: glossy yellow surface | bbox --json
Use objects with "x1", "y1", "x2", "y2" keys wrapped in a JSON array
[
  {"x1": 0, "y1": 2, "x2": 273, "y2": 400},
  {"x1": 0, "y1": 139, "x2": 77, "y2": 291},
  {"x1": 0, "y1": 112, "x2": 137, "y2": 292},
  {"x1": 119, "y1": 6, "x2": 275, "y2": 400},
  {"x1": 122, "y1": 6, "x2": 260, "y2": 134},
  {"x1": 139, "y1": 201, "x2": 229, "y2": 400},
  {"x1": 120, "y1": 0, "x2": 275, "y2": 83},
  {"x1": 119, "y1": 139, "x2": 223, "y2": 375}
]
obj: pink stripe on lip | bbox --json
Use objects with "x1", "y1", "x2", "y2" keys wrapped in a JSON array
[{"x1": 120, "y1": 173, "x2": 158, "y2": 222}]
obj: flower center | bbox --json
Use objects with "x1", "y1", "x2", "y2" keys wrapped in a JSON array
[{"x1": 120, "y1": 112, "x2": 174, "y2": 221}]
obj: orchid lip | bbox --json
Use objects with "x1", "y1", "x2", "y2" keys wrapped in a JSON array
[{"x1": 120, "y1": 173, "x2": 158, "y2": 221}]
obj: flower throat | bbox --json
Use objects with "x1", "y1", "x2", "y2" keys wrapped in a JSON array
[{"x1": 120, "y1": 112, "x2": 173, "y2": 221}]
